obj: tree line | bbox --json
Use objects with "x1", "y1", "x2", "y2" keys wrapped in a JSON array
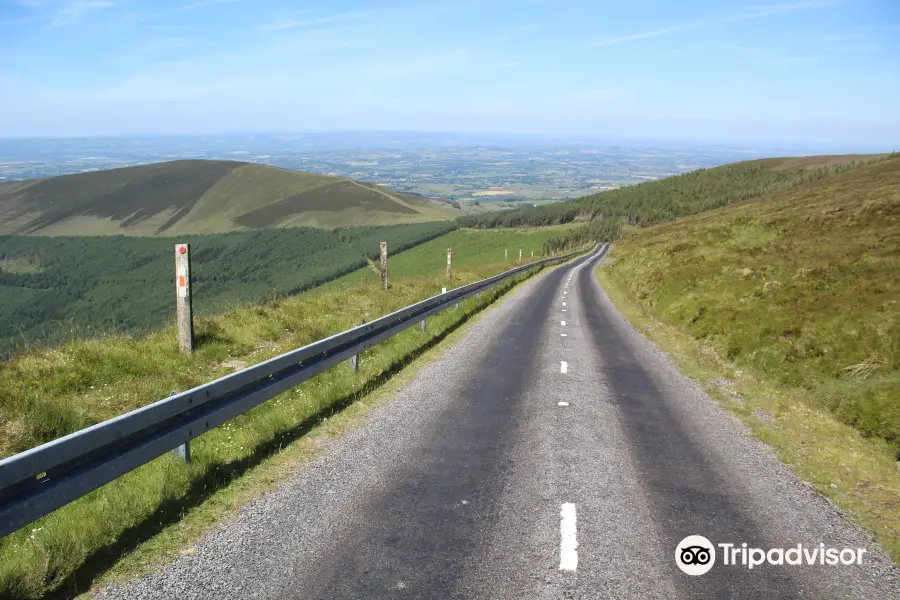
[{"x1": 0, "y1": 222, "x2": 454, "y2": 358}]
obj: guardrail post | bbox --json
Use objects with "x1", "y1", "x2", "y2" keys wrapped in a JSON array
[
  {"x1": 347, "y1": 319, "x2": 365, "y2": 372},
  {"x1": 419, "y1": 319, "x2": 426, "y2": 332},
  {"x1": 505, "y1": 248, "x2": 508, "y2": 261},
  {"x1": 446, "y1": 248, "x2": 452, "y2": 280},
  {"x1": 531, "y1": 249, "x2": 534, "y2": 258},
  {"x1": 380, "y1": 241, "x2": 388, "y2": 290},
  {"x1": 519, "y1": 248, "x2": 523, "y2": 262},
  {"x1": 175, "y1": 244, "x2": 193, "y2": 353},
  {"x1": 172, "y1": 441, "x2": 191, "y2": 463},
  {"x1": 168, "y1": 392, "x2": 191, "y2": 462}
]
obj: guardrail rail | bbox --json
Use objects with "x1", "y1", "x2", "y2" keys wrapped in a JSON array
[{"x1": 0, "y1": 245, "x2": 598, "y2": 538}]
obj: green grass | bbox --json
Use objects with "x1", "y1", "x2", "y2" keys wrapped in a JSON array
[
  {"x1": 0, "y1": 160, "x2": 459, "y2": 237},
  {"x1": 598, "y1": 154, "x2": 900, "y2": 562},
  {"x1": 0, "y1": 222, "x2": 454, "y2": 358},
  {"x1": 0, "y1": 233, "x2": 585, "y2": 599},
  {"x1": 324, "y1": 225, "x2": 581, "y2": 289}
]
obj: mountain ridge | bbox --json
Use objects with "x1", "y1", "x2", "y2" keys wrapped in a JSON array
[{"x1": 0, "y1": 159, "x2": 458, "y2": 236}]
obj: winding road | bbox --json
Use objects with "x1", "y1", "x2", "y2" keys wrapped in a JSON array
[{"x1": 99, "y1": 246, "x2": 900, "y2": 600}]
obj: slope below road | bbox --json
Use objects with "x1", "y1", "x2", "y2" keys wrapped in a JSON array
[{"x1": 96, "y1": 248, "x2": 900, "y2": 599}]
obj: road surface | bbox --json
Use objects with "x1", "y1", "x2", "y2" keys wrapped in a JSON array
[{"x1": 99, "y1": 246, "x2": 900, "y2": 599}]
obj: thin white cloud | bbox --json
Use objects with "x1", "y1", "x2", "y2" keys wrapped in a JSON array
[
  {"x1": 176, "y1": 0, "x2": 240, "y2": 13},
  {"x1": 258, "y1": 11, "x2": 370, "y2": 32},
  {"x1": 591, "y1": 0, "x2": 843, "y2": 47},
  {"x1": 802, "y1": 33, "x2": 869, "y2": 42},
  {"x1": 734, "y1": 45, "x2": 817, "y2": 66},
  {"x1": 50, "y1": 0, "x2": 116, "y2": 27}
]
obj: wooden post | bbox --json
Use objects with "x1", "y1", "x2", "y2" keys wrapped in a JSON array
[
  {"x1": 380, "y1": 241, "x2": 388, "y2": 290},
  {"x1": 175, "y1": 244, "x2": 193, "y2": 353},
  {"x1": 446, "y1": 248, "x2": 452, "y2": 280}
]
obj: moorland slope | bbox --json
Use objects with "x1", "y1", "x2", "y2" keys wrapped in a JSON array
[{"x1": 0, "y1": 160, "x2": 458, "y2": 236}]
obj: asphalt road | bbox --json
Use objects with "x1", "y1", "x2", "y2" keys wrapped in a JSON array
[{"x1": 99, "y1": 246, "x2": 900, "y2": 600}]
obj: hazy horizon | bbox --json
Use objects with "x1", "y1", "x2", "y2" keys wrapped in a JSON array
[{"x1": 0, "y1": 131, "x2": 893, "y2": 158}]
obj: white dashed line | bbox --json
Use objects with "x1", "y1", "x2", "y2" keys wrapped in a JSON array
[
  {"x1": 558, "y1": 401, "x2": 569, "y2": 407},
  {"x1": 563, "y1": 302, "x2": 566, "y2": 306},
  {"x1": 560, "y1": 361, "x2": 568, "y2": 374},
  {"x1": 561, "y1": 321, "x2": 566, "y2": 326},
  {"x1": 559, "y1": 503, "x2": 578, "y2": 571},
  {"x1": 561, "y1": 333, "x2": 567, "y2": 337}
]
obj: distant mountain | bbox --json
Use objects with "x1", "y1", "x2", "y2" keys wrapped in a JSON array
[{"x1": 0, "y1": 159, "x2": 459, "y2": 236}]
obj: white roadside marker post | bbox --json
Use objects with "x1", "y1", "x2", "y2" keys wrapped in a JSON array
[
  {"x1": 446, "y1": 247, "x2": 452, "y2": 280},
  {"x1": 175, "y1": 244, "x2": 193, "y2": 354},
  {"x1": 380, "y1": 241, "x2": 388, "y2": 290}
]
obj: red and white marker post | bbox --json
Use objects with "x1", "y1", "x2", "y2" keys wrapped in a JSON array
[{"x1": 174, "y1": 243, "x2": 193, "y2": 353}]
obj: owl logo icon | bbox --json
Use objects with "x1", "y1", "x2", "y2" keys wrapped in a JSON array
[{"x1": 676, "y1": 535, "x2": 716, "y2": 575}]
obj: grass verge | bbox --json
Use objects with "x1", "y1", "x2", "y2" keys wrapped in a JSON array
[
  {"x1": 598, "y1": 263, "x2": 900, "y2": 563},
  {"x1": 0, "y1": 250, "x2": 580, "y2": 599},
  {"x1": 595, "y1": 156, "x2": 900, "y2": 562}
]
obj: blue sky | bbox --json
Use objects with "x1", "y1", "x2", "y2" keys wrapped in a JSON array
[{"x1": 1, "y1": 0, "x2": 898, "y2": 146}]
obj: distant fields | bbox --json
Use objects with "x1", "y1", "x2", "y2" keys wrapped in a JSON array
[
  {"x1": 0, "y1": 160, "x2": 459, "y2": 237},
  {"x1": 0, "y1": 222, "x2": 454, "y2": 357}
]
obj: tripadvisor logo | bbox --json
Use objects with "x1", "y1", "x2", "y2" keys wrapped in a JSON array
[
  {"x1": 675, "y1": 535, "x2": 868, "y2": 576},
  {"x1": 676, "y1": 535, "x2": 716, "y2": 575}
]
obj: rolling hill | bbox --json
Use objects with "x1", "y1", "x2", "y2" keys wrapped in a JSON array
[
  {"x1": 460, "y1": 153, "x2": 894, "y2": 241},
  {"x1": 0, "y1": 160, "x2": 459, "y2": 236}
]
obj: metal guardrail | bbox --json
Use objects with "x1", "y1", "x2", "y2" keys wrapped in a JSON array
[{"x1": 0, "y1": 246, "x2": 594, "y2": 539}]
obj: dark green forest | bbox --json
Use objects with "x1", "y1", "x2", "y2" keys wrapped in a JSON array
[
  {"x1": 0, "y1": 222, "x2": 454, "y2": 357},
  {"x1": 463, "y1": 156, "x2": 891, "y2": 252}
]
